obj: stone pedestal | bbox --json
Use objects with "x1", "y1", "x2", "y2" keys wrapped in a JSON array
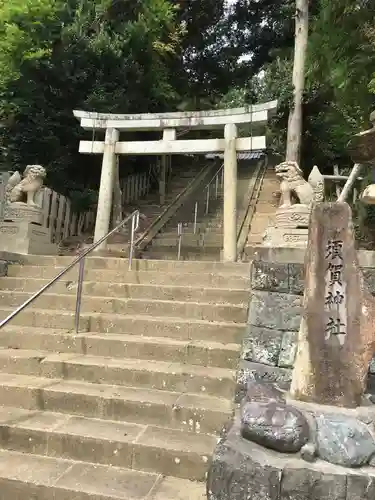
[
  {"x1": 0, "y1": 221, "x2": 56, "y2": 255},
  {"x1": 263, "y1": 227, "x2": 309, "y2": 247},
  {"x1": 0, "y1": 203, "x2": 56, "y2": 255},
  {"x1": 208, "y1": 380, "x2": 375, "y2": 500},
  {"x1": 3, "y1": 202, "x2": 43, "y2": 224},
  {"x1": 263, "y1": 205, "x2": 310, "y2": 247},
  {"x1": 208, "y1": 414, "x2": 375, "y2": 500}
]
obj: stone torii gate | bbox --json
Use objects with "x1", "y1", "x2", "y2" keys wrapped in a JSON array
[{"x1": 73, "y1": 100, "x2": 277, "y2": 261}]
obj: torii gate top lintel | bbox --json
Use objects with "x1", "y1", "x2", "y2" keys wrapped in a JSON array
[{"x1": 73, "y1": 99, "x2": 278, "y2": 131}]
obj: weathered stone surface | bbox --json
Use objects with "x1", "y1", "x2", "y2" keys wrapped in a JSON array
[
  {"x1": 275, "y1": 204, "x2": 311, "y2": 228},
  {"x1": 0, "y1": 260, "x2": 7, "y2": 277},
  {"x1": 288, "y1": 263, "x2": 304, "y2": 295},
  {"x1": 316, "y1": 413, "x2": 375, "y2": 467},
  {"x1": 241, "y1": 401, "x2": 309, "y2": 453},
  {"x1": 243, "y1": 380, "x2": 284, "y2": 404},
  {"x1": 208, "y1": 420, "x2": 372, "y2": 500},
  {"x1": 363, "y1": 269, "x2": 375, "y2": 296},
  {"x1": 236, "y1": 363, "x2": 291, "y2": 404},
  {"x1": 290, "y1": 203, "x2": 375, "y2": 408},
  {"x1": 263, "y1": 227, "x2": 309, "y2": 247},
  {"x1": 280, "y1": 466, "x2": 347, "y2": 500},
  {"x1": 207, "y1": 422, "x2": 284, "y2": 500},
  {"x1": 300, "y1": 442, "x2": 316, "y2": 463},
  {"x1": 346, "y1": 474, "x2": 375, "y2": 500},
  {"x1": 242, "y1": 326, "x2": 283, "y2": 366},
  {"x1": 249, "y1": 291, "x2": 302, "y2": 331},
  {"x1": 278, "y1": 331, "x2": 298, "y2": 368},
  {"x1": 251, "y1": 261, "x2": 289, "y2": 293}
]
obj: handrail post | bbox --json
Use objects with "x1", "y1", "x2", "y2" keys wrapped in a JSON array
[
  {"x1": 74, "y1": 257, "x2": 85, "y2": 333},
  {"x1": 0, "y1": 209, "x2": 140, "y2": 331},
  {"x1": 193, "y1": 202, "x2": 198, "y2": 234},
  {"x1": 205, "y1": 184, "x2": 210, "y2": 215},
  {"x1": 215, "y1": 175, "x2": 219, "y2": 199},
  {"x1": 177, "y1": 223, "x2": 183, "y2": 260},
  {"x1": 129, "y1": 210, "x2": 140, "y2": 271}
]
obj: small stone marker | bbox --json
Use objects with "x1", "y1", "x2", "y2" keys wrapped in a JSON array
[{"x1": 290, "y1": 202, "x2": 375, "y2": 408}]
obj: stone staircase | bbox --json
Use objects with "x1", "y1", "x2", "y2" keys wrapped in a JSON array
[
  {"x1": 245, "y1": 162, "x2": 279, "y2": 251},
  {"x1": 95, "y1": 161, "x2": 209, "y2": 254},
  {"x1": 142, "y1": 160, "x2": 262, "y2": 261},
  {"x1": 0, "y1": 255, "x2": 250, "y2": 499}
]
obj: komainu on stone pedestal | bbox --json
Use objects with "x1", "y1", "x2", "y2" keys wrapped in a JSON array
[
  {"x1": 262, "y1": 162, "x2": 324, "y2": 247},
  {"x1": 5, "y1": 165, "x2": 46, "y2": 207},
  {"x1": 276, "y1": 161, "x2": 322, "y2": 208},
  {"x1": 0, "y1": 164, "x2": 56, "y2": 255}
]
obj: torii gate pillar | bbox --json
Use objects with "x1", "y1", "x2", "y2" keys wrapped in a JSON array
[
  {"x1": 223, "y1": 123, "x2": 238, "y2": 262},
  {"x1": 94, "y1": 128, "x2": 119, "y2": 250}
]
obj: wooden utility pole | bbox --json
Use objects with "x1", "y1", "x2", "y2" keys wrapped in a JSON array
[{"x1": 286, "y1": 0, "x2": 309, "y2": 163}]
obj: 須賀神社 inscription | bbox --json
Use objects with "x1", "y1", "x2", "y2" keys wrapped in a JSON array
[{"x1": 324, "y1": 239, "x2": 346, "y2": 345}]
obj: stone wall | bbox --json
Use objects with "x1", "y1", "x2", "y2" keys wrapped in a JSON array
[{"x1": 239, "y1": 259, "x2": 375, "y2": 401}]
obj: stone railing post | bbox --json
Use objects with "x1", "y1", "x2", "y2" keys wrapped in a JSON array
[{"x1": 93, "y1": 127, "x2": 119, "y2": 250}]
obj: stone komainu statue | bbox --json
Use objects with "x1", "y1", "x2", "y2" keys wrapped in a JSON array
[
  {"x1": 275, "y1": 161, "x2": 324, "y2": 207},
  {"x1": 5, "y1": 165, "x2": 46, "y2": 207}
]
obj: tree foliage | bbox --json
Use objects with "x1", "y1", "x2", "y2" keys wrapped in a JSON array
[
  {"x1": 221, "y1": 0, "x2": 375, "y2": 173},
  {"x1": 0, "y1": 0, "x2": 184, "y2": 208},
  {"x1": 0, "y1": 0, "x2": 374, "y2": 215}
]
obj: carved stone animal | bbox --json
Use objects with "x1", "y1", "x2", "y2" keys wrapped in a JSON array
[
  {"x1": 5, "y1": 165, "x2": 46, "y2": 207},
  {"x1": 275, "y1": 161, "x2": 315, "y2": 208}
]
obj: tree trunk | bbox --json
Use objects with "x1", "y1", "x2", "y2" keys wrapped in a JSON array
[
  {"x1": 286, "y1": 0, "x2": 309, "y2": 163},
  {"x1": 112, "y1": 156, "x2": 123, "y2": 229}
]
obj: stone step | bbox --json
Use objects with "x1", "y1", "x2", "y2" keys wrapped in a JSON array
[
  {"x1": 0, "y1": 406, "x2": 216, "y2": 481},
  {"x1": 7, "y1": 266, "x2": 250, "y2": 289},
  {"x1": 0, "y1": 349, "x2": 235, "y2": 399},
  {"x1": 150, "y1": 240, "x2": 222, "y2": 250},
  {"x1": 249, "y1": 218, "x2": 273, "y2": 234},
  {"x1": 246, "y1": 233, "x2": 264, "y2": 245},
  {"x1": 165, "y1": 213, "x2": 223, "y2": 231},
  {"x1": 152, "y1": 234, "x2": 223, "y2": 247},
  {"x1": 143, "y1": 248, "x2": 221, "y2": 262},
  {"x1": 154, "y1": 228, "x2": 225, "y2": 241},
  {"x1": 0, "y1": 291, "x2": 247, "y2": 323},
  {"x1": 176, "y1": 222, "x2": 222, "y2": 232},
  {"x1": 0, "y1": 448, "x2": 206, "y2": 499},
  {"x1": 0, "y1": 277, "x2": 248, "y2": 305},
  {"x1": 0, "y1": 308, "x2": 245, "y2": 343},
  {"x1": 0, "y1": 373, "x2": 231, "y2": 434},
  {"x1": 0, "y1": 326, "x2": 241, "y2": 368},
  {"x1": 13, "y1": 256, "x2": 249, "y2": 275}
]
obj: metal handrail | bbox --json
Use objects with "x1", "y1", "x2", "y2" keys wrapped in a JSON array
[
  {"x1": 204, "y1": 163, "x2": 224, "y2": 193},
  {"x1": 177, "y1": 163, "x2": 224, "y2": 259},
  {"x1": 0, "y1": 210, "x2": 140, "y2": 331}
]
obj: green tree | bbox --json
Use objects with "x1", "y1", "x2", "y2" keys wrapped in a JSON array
[{"x1": 0, "y1": 0, "x2": 183, "y2": 206}]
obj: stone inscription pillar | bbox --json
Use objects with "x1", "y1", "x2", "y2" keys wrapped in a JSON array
[
  {"x1": 223, "y1": 123, "x2": 238, "y2": 262},
  {"x1": 290, "y1": 202, "x2": 375, "y2": 407},
  {"x1": 93, "y1": 127, "x2": 119, "y2": 251}
]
